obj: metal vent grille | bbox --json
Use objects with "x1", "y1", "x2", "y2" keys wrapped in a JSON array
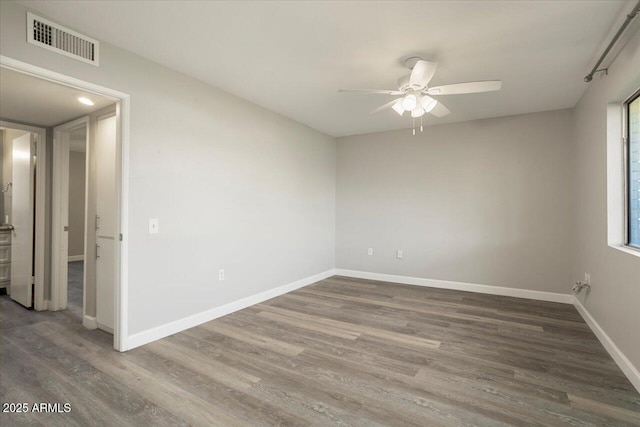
[{"x1": 27, "y1": 12, "x2": 99, "y2": 66}]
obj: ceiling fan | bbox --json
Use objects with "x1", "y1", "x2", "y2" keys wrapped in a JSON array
[{"x1": 339, "y1": 57, "x2": 502, "y2": 133}]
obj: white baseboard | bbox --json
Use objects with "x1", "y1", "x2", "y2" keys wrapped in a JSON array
[
  {"x1": 334, "y1": 269, "x2": 574, "y2": 304},
  {"x1": 83, "y1": 315, "x2": 97, "y2": 329},
  {"x1": 125, "y1": 268, "x2": 336, "y2": 350},
  {"x1": 68, "y1": 255, "x2": 84, "y2": 262},
  {"x1": 573, "y1": 297, "x2": 640, "y2": 393}
]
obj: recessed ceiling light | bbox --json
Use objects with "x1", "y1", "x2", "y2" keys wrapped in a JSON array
[{"x1": 78, "y1": 97, "x2": 94, "y2": 106}]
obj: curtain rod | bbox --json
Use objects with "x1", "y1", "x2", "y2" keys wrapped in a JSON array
[{"x1": 584, "y1": 0, "x2": 640, "y2": 82}]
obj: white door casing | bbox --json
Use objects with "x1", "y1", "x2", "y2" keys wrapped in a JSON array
[
  {"x1": 95, "y1": 113, "x2": 117, "y2": 332},
  {"x1": 1, "y1": 56, "x2": 130, "y2": 351},
  {"x1": 10, "y1": 132, "x2": 35, "y2": 307}
]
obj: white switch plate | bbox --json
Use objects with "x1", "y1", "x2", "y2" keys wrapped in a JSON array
[
  {"x1": 584, "y1": 273, "x2": 590, "y2": 285},
  {"x1": 219, "y1": 269, "x2": 224, "y2": 281},
  {"x1": 148, "y1": 218, "x2": 159, "y2": 234},
  {"x1": 396, "y1": 250, "x2": 403, "y2": 259},
  {"x1": 368, "y1": 248, "x2": 373, "y2": 256}
]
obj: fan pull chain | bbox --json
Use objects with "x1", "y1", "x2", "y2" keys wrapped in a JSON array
[
  {"x1": 412, "y1": 117, "x2": 416, "y2": 135},
  {"x1": 420, "y1": 115, "x2": 423, "y2": 132}
]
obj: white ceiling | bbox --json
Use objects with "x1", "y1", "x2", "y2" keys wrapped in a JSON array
[
  {"x1": 0, "y1": 68, "x2": 115, "y2": 127},
  {"x1": 18, "y1": 0, "x2": 629, "y2": 137}
]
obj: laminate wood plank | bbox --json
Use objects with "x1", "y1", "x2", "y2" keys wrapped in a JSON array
[
  {"x1": 189, "y1": 334, "x2": 471, "y2": 426},
  {"x1": 267, "y1": 297, "x2": 411, "y2": 329},
  {"x1": 300, "y1": 288, "x2": 545, "y2": 332},
  {"x1": 176, "y1": 329, "x2": 433, "y2": 427},
  {"x1": 169, "y1": 327, "x2": 389, "y2": 426},
  {"x1": 280, "y1": 293, "x2": 344, "y2": 308},
  {"x1": 3, "y1": 330, "x2": 185, "y2": 427},
  {"x1": 270, "y1": 297, "x2": 610, "y2": 373},
  {"x1": 145, "y1": 338, "x2": 262, "y2": 390},
  {"x1": 257, "y1": 310, "x2": 362, "y2": 340},
  {"x1": 199, "y1": 321, "x2": 305, "y2": 356},
  {"x1": 1, "y1": 339, "x2": 87, "y2": 427},
  {"x1": 26, "y1": 322, "x2": 244, "y2": 426},
  {"x1": 321, "y1": 277, "x2": 380, "y2": 289},
  {"x1": 414, "y1": 364, "x2": 623, "y2": 426},
  {"x1": 295, "y1": 349, "x2": 522, "y2": 427},
  {"x1": 394, "y1": 294, "x2": 590, "y2": 331},
  {"x1": 216, "y1": 314, "x2": 424, "y2": 377},
  {"x1": 2, "y1": 274, "x2": 638, "y2": 426},
  {"x1": 257, "y1": 304, "x2": 441, "y2": 350},
  {"x1": 568, "y1": 393, "x2": 640, "y2": 425},
  {"x1": 118, "y1": 333, "x2": 311, "y2": 426},
  {"x1": 514, "y1": 367, "x2": 640, "y2": 412}
]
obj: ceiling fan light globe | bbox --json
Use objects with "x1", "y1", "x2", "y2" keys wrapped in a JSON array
[
  {"x1": 411, "y1": 107, "x2": 425, "y2": 118},
  {"x1": 401, "y1": 94, "x2": 417, "y2": 111},
  {"x1": 421, "y1": 96, "x2": 438, "y2": 113},
  {"x1": 391, "y1": 100, "x2": 405, "y2": 116}
]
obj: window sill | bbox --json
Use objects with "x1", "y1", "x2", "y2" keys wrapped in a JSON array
[{"x1": 609, "y1": 244, "x2": 640, "y2": 258}]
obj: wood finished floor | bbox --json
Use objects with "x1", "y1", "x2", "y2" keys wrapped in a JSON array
[{"x1": 1, "y1": 275, "x2": 639, "y2": 426}]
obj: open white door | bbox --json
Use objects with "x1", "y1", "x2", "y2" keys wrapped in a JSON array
[
  {"x1": 10, "y1": 133, "x2": 35, "y2": 307},
  {"x1": 95, "y1": 113, "x2": 117, "y2": 332}
]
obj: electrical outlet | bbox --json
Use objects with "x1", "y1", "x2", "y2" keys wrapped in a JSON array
[
  {"x1": 219, "y1": 269, "x2": 224, "y2": 281},
  {"x1": 368, "y1": 248, "x2": 373, "y2": 256},
  {"x1": 584, "y1": 273, "x2": 590, "y2": 285},
  {"x1": 396, "y1": 250, "x2": 403, "y2": 259}
]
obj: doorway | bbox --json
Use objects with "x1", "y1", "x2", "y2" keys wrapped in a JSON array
[
  {"x1": 0, "y1": 122, "x2": 47, "y2": 311},
  {"x1": 67, "y1": 125, "x2": 87, "y2": 319},
  {"x1": 53, "y1": 109, "x2": 118, "y2": 334},
  {"x1": 0, "y1": 56, "x2": 130, "y2": 351}
]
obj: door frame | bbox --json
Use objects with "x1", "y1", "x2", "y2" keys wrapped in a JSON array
[
  {"x1": 0, "y1": 55, "x2": 131, "y2": 352},
  {"x1": 0, "y1": 120, "x2": 46, "y2": 311},
  {"x1": 52, "y1": 116, "x2": 89, "y2": 314}
]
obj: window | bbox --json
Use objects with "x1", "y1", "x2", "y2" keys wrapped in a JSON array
[{"x1": 626, "y1": 90, "x2": 640, "y2": 249}]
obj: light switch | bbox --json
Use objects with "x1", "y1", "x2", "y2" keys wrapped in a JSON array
[{"x1": 149, "y1": 218, "x2": 159, "y2": 234}]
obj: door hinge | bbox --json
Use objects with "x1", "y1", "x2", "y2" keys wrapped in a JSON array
[
  {"x1": 96, "y1": 243, "x2": 100, "y2": 259},
  {"x1": 119, "y1": 233, "x2": 123, "y2": 242},
  {"x1": 31, "y1": 276, "x2": 35, "y2": 285},
  {"x1": 96, "y1": 215, "x2": 101, "y2": 230}
]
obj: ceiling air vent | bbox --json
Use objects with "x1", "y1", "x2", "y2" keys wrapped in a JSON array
[{"x1": 26, "y1": 12, "x2": 99, "y2": 66}]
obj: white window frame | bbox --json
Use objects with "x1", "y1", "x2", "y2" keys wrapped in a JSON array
[{"x1": 623, "y1": 88, "x2": 640, "y2": 251}]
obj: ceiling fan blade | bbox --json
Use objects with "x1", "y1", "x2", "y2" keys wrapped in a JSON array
[
  {"x1": 430, "y1": 101, "x2": 450, "y2": 118},
  {"x1": 409, "y1": 60, "x2": 438, "y2": 87},
  {"x1": 370, "y1": 98, "x2": 402, "y2": 114},
  {"x1": 339, "y1": 89, "x2": 403, "y2": 95},
  {"x1": 427, "y1": 80, "x2": 502, "y2": 95}
]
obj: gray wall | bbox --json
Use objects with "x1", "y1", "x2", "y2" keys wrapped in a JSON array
[
  {"x1": 68, "y1": 151, "x2": 85, "y2": 258},
  {"x1": 572, "y1": 29, "x2": 640, "y2": 369},
  {"x1": 0, "y1": 1, "x2": 336, "y2": 335},
  {"x1": 336, "y1": 109, "x2": 574, "y2": 293}
]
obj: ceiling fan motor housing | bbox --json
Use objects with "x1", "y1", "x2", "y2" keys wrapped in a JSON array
[{"x1": 397, "y1": 75, "x2": 426, "y2": 93}]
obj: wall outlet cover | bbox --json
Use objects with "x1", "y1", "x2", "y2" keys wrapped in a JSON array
[{"x1": 148, "y1": 218, "x2": 159, "y2": 234}]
